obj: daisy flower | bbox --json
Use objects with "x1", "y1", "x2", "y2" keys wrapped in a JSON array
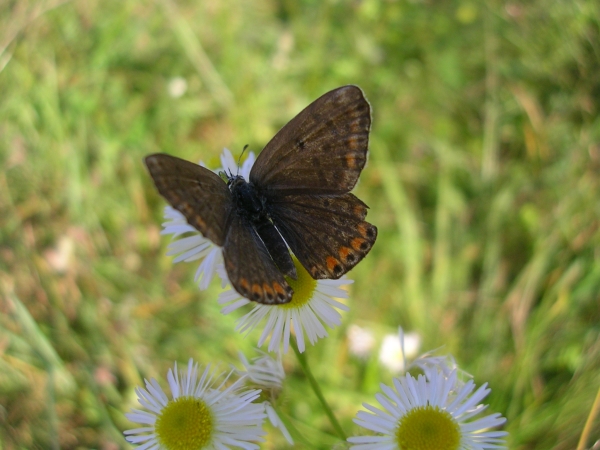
[
  {"x1": 348, "y1": 366, "x2": 508, "y2": 450},
  {"x1": 238, "y1": 350, "x2": 285, "y2": 391},
  {"x1": 124, "y1": 358, "x2": 266, "y2": 450},
  {"x1": 379, "y1": 328, "x2": 421, "y2": 373},
  {"x1": 219, "y1": 257, "x2": 352, "y2": 353},
  {"x1": 160, "y1": 148, "x2": 256, "y2": 290},
  {"x1": 347, "y1": 324, "x2": 377, "y2": 359},
  {"x1": 238, "y1": 351, "x2": 294, "y2": 445}
]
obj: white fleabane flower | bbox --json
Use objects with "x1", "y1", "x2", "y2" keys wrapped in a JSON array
[
  {"x1": 391, "y1": 327, "x2": 468, "y2": 385},
  {"x1": 379, "y1": 328, "x2": 421, "y2": 373},
  {"x1": 219, "y1": 257, "x2": 351, "y2": 353},
  {"x1": 238, "y1": 351, "x2": 285, "y2": 391},
  {"x1": 167, "y1": 76, "x2": 188, "y2": 98},
  {"x1": 348, "y1": 367, "x2": 508, "y2": 450},
  {"x1": 124, "y1": 359, "x2": 266, "y2": 449},
  {"x1": 347, "y1": 324, "x2": 377, "y2": 359},
  {"x1": 160, "y1": 148, "x2": 256, "y2": 291},
  {"x1": 237, "y1": 351, "x2": 294, "y2": 445}
]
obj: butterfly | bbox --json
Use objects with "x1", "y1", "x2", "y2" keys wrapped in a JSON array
[{"x1": 145, "y1": 85, "x2": 377, "y2": 305}]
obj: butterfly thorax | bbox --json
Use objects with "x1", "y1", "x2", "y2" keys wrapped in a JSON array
[{"x1": 228, "y1": 175, "x2": 267, "y2": 222}]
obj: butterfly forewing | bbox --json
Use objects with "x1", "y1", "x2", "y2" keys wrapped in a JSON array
[
  {"x1": 250, "y1": 85, "x2": 371, "y2": 195},
  {"x1": 270, "y1": 194, "x2": 377, "y2": 279},
  {"x1": 144, "y1": 154, "x2": 231, "y2": 246},
  {"x1": 223, "y1": 214, "x2": 293, "y2": 304}
]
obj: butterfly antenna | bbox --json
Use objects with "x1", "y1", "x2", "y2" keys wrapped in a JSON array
[{"x1": 237, "y1": 145, "x2": 249, "y2": 176}]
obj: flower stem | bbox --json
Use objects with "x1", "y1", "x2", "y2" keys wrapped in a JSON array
[
  {"x1": 291, "y1": 340, "x2": 347, "y2": 441},
  {"x1": 577, "y1": 385, "x2": 600, "y2": 450}
]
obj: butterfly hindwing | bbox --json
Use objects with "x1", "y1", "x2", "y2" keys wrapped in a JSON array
[
  {"x1": 250, "y1": 85, "x2": 371, "y2": 195},
  {"x1": 269, "y1": 194, "x2": 377, "y2": 279},
  {"x1": 223, "y1": 213, "x2": 293, "y2": 304},
  {"x1": 144, "y1": 154, "x2": 231, "y2": 246}
]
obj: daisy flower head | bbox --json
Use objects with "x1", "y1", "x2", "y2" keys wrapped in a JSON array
[
  {"x1": 124, "y1": 358, "x2": 266, "y2": 450},
  {"x1": 219, "y1": 256, "x2": 352, "y2": 354},
  {"x1": 160, "y1": 148, "x2": 256, "y2": 291},
  {"x1": 348, "y1": 367, "x2": 508, "y2": 450},
  {"x1": 238, "y1": 350, "x2": 285, "y2": 392},
  {"x1": 237, "y1": 351, "x2": 294, "y2": 445}
]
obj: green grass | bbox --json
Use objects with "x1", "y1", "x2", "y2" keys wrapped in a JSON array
[{"x1": 1, "y1": 0, "x2": 599, "y2": 448}]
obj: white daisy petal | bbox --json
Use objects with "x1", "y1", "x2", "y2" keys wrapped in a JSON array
[
  {"x1": 240, "y1": 152, "x2": 256, "y2": 179},
  {"x1": 220, "y1": 148, "x2": 238, "y2": 174},
  {"x1": 264, "y1": 402, "x2": 294, "y2": 445}
]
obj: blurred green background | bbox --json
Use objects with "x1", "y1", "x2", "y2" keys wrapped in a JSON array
[{"x1": 1, "y1": 0, "x2": 599, "y2": 448}]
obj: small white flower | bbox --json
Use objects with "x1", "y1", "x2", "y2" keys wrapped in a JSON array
[
  {"x1": 167, "y1": 76, "x2": 188, "y2": 98},
  {"x1": 219, "y1": 258, "x2": 351, "y2": 353},
  {"x1": 348, "y1": 366, "x2": 508, "y2": 450},
  {"x1": 392, "y1": 327, "x2": 468, "y2": 385},
  {"x1": 237, "y1": 351, "x2": 294, "y2": 445},
  {"x1": 379, "y1": 328, "x2": 421, "y2": 373},
  {"x1": 160, "y1": 148, "x2": 256, "y2": 291},
  {"x1": 238, "y1": 351, "x2": 285, "y2": 391},
  {"x1": 410, "y1": 352, "x2": 464, "y2": 385},
  {"x1": 124, "y1": 358, "x2": 266, "y2": 449},
  {"x1": 347, "y1": 324, "x2": 376, "y2": 359}
]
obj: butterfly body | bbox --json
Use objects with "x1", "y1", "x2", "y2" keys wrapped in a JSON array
[
  {"x1": 145, "y1": 85, "x2": 377, "y2": 304},
  {"x1": 228, "y1": 175, "x2": 297, "y2": 280}
]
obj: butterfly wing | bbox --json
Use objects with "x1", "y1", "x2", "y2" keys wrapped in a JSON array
[
  {"x1": 223, "y1": 213, "x2": 293, "y2": 304},
  {"x1": 269, "y1": 194, "x2": 377, "y2": 279},
  {"x1": 249, "y1": 85, "x2": 371, "y2": 195},
  {"x1": 144, "y1": 154, "x2": 231, "y2": 246},
  {"x1": 146, "y1": 153, "x2": 292, "y2": 304}
]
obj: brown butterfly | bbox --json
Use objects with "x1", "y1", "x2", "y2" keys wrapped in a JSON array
[{"x1": 145, "y1": 85, "x2": 377, "y2": 304}]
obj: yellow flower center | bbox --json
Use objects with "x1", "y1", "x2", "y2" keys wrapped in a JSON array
[
  {"x1": 281, "y1": 257, "x2": 317, "y2": 309},
  {"x1": 155, "y1": 396, "x2": 214, "y2": 450},
  {"x1": 395, "y1": 405, "x2": 460, "y2": 450}
]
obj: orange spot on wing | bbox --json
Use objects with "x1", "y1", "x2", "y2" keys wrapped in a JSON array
[
  {"x1": 194, "y1": 216, "x2": 205, "y2": 229},
  {"x1": 357, "y1": 223, "x2": 370, "y2": 237},
  {"x1": 346, "y1": 154, "x2": 357, "y2": 168},
  {"x1": 273, "y1": 283, "x2": 286, "y2": 296},
  {"x1": 353, "y1": 204, "x2": 365, "y2": 216},
  {"x1": 326, "y1": 256, "x2": 340, "y2": 272},
  {"x1": 351, "y1": 238, "x2": 366, "y2": 251},
  {"x1": 263, "y1": 283, "x2": 274, "y2": 297},
  {"x1": 338, "y1": 246, "x2": 352, "y2": 261},
  {"x1": 240, "y1": 278, "x2": 250, "y2": 291},
  {"x1": 252, "y1": 284, "x2": 263, "y2": 297},
  {"x1": 347, "y1": 137, "x2": 359, "y2": 150},
  {"x1": 350, "y1": 120, "x2": 363, "y2": 134}
]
